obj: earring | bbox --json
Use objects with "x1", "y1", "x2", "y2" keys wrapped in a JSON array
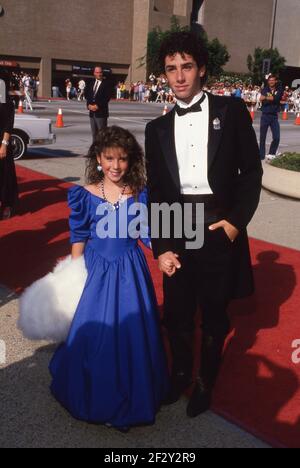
[{"x1": 97, "y1": 165, "x2": 102, "y2": 172}]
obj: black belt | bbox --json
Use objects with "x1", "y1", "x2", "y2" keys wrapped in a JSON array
[{"x1": 181, "y1": 194, "x2": 224, "y2": 224}]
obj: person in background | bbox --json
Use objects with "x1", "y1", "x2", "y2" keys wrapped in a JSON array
[
  {"x1": 0, "y1": 70, "x2": 19, "y2": 220},
  {"x1": 120, "y1": 82, "x2": 126, "y2": 99},
  {"x1": 116, "y1": 82, "x2": 122, "y2": 100},
  {"x1": 281, "y1": 86, "x2": 290, "y2": 112},
  {"x1": 77, "y1": 79, "x2": 86, "y2": 101},
  {"x1": 85, "y1": 66, "x2": 112, "y2": 142},
  {"x1": 65, "y1": 79, "x2": 72, "y2": 100},
  {"x1": 259, "y1": 74, "x2": 284, "y2": 161},
  {"x1": 233, "y1": 84, "x2": 242, "y2": 99}
]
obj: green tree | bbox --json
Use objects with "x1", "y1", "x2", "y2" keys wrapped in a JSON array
[
  {"x1": 206, "y1": 37, "x2": 230, "y2": 77},
  {"x1": 143, "y1": 16, "x2": 188, "y2": 77},
  {"x1": 140, "y1": 16, "x2": 230, "y2": 79},
  {"x1": 247, "y1": 47, "x2": 286, "y2": 84}
]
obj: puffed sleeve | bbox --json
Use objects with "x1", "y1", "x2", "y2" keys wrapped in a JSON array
[
  {"x1": 138, "y1": 188, "x2": 152, "y2": 249},
  {"x1": 68, "y1": 186, "x2": 91, "y2": 244}
]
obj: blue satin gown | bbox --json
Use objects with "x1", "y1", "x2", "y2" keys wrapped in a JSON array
[{"x1": 49, "y1": 186, "x2": 170, "y2": 428}]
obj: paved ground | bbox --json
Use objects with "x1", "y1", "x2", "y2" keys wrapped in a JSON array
[
  {"x1": 2, "y1": 100, "x2": 300, "y2": 448},
  {"x1": 0, "y1": 292, "x2": 268, "y2": 448}
]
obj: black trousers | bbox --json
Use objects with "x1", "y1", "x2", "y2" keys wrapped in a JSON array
[
  {"x1": 0, "y1": 148, "x2": 18, "y2": 208},
  {"x1": 163, "y1": 224, "x2": 234, "y2": 339}
]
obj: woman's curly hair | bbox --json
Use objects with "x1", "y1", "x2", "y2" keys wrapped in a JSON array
[{"x1": 85, "y1": 126, "x2": 146, "y2": 196}]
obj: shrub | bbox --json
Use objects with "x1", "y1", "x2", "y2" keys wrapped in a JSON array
[{"x1": 271, "y1": 153, "x2": 300, "y2": 172}]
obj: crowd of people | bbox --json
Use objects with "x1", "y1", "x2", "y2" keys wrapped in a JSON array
[
  {"x1": 64, "y1": 78, "x2": 87, "y2": 101},
  {"x1": 0, "y1": 71, "x2": 40, "y2": 110},
  {"x1": 207, "y1": 81, "x2": 300, "y2": 113},
  {"x1": 116, "y1": 75, "x2": 176, "y2": 104},
  {"x1": 9, "y1": 71, "x2": 40, "y2": 99},
  {"x1": 116, "y1": 74, "x2": 300, "y2": 113},
  {"x1": 7, "y1": 68, "x2": 300, "y2": 115}
]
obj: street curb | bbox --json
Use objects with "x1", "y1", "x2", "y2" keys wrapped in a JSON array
[{"x1": 262, "y1": 161, "x2": 300, "y2": 199}]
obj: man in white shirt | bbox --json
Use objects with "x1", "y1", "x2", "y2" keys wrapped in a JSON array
[
  {"x1": 78, "y1": 79, "x2": 86, "y2": 101},
  {"x1": 21, "y1": 73, "x2": 33, "y2": 111},
  {"x1": 146, "y1": 32, "x2": 262, "y2": 418},
  {"x1": 85, "y1": 66, "x2": 112, "y2": 142}
]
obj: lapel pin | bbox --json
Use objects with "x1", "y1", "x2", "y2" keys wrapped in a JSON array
[{"x1": 213, "y1": 118, "x2": 221, "y2": 130}]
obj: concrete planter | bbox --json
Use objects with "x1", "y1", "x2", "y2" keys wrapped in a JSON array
[{"x1": 262, "y1": 161, "x2": 300, "y2": 199}]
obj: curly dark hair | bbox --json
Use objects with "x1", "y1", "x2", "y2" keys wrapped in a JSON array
[
  {"x1": 85, "y1": 126, "x2": 146, "y2": 196},
  {"x1": 158, "y1": 31, "x2": 209, "y2": 84}
]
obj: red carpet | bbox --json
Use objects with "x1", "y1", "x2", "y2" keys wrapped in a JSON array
[{"x1": 0, "y1": 165, "x2": 299, "y2": 448}]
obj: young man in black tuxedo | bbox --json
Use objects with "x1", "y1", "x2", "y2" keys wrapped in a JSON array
[
  {"x1": 85, "y1": 66, "x2": 112, "y2": 141},
  {"x1": 146, "y1": 32, "x2": 263, "y2": 417}
]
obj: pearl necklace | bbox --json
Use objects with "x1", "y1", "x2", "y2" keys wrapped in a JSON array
[{"x1": 100, "y1": 180, "x2": 127, "y2": 211}]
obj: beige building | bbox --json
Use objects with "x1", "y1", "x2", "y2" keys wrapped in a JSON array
[
  {"x1": 0, "y1": 0, "x2": 192, "y2": 97},
  {"x1": 2, "y1": 0, "x2": 299, "y2": 95},
  {"x1": 198, "y1": 0, "x2": 300, "y2": 79},
  {"x1": 273, "y1": 0, "x2": 300, "y2": 69}
]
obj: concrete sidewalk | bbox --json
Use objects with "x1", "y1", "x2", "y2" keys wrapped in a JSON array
[{"x1": 0, "y1": 285, "x2": 269, "y2": 448}]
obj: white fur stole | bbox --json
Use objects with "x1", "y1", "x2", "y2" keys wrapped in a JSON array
[{"x1": 18, "y1": 256, "x2": 88, "y2": 343}]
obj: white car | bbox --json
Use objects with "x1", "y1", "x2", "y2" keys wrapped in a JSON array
[{"x1": 11, "y1": 114, "x2": 56, "y2": 160}]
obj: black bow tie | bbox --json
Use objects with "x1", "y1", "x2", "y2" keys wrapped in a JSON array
[{"x1": 175, "y1": 94, "x2": 206, "y2": 116}]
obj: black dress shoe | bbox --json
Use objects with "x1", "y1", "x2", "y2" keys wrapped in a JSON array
[
  {"x1": 163, "y1": 374, "x2": 191, "y2": 405},
  {"x1": 186, "y1": 381, "x2": 212, "y2": 418}
]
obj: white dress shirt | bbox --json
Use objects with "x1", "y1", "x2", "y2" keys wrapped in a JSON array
[
  {"x1": 174, "y1": 91, "x2": 213, "y2": 195},
  {"x1": 93, "y1": 79, "x2": 102, "y2": 96}
]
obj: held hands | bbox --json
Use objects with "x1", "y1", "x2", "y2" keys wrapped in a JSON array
[
  {"x1": 158, "y1": 251, "x2": 181, "y2": 278},
  {"x1": 209, "y1": 220, "x2": 239, "y2": 243},
  {"x1": 88, "y1": 104, "x2": 99, "y2": 112},
  {"x1": 158, "y1": 221, "x2": 239, "y2": 277},
  {"x1": 0, "y1": 144, "x2": 7, "y2": 160}
]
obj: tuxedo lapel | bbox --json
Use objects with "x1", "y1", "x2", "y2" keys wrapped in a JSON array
[
  {"x1": 207, "y1": 93, "x2": 228, "y2": 172},
  {"x1": 156, "y1": 109, "x2": 181, "y2": 190}
]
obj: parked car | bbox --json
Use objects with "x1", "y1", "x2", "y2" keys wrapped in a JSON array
[{"x1": 11, "y1": 114, "x2": 56, "y2": 160}]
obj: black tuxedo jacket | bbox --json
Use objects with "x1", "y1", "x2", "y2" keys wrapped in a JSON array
[
  {"x1": 145, "y1": 93, "x2": 263, "y2": 298},
  {"x1": 85, "y1": 79, "x2": 112, "y2": 118}
]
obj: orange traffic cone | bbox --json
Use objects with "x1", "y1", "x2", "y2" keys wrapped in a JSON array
[
  {"x1": 282, "y1": 108, "x2": 288, "y2": 120},
  {"x1": 295, "y1": 112, "x2": 300, "y2": 126},
  {"x1": 55, "y1": 108, "x2": 64, "y2": 128},
  {"x1": 18, "y1": 99, "x2": 24, "y2": 114},
  {"x1": 250, "y1": 106, "x2": 255, "y2": 121},
  {"x1": 162, "y1": 105, "x2": 168, "y2": 116}
]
